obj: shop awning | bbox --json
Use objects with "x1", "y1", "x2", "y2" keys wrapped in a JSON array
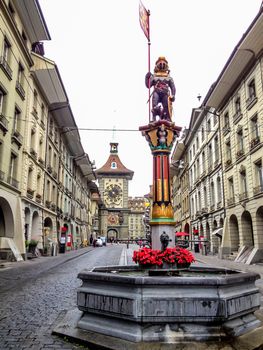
[{"x1": 175, "y1": 232, "x2": 189, "y2": 237}]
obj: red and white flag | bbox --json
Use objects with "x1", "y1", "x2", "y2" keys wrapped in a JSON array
[{"x1": 139, "y1": 1, "x2": 150, "y2": 41}]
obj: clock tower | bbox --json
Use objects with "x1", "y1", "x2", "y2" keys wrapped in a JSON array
[{"x1": 96, "y1": 143, "x2": 134, "y2": 240}]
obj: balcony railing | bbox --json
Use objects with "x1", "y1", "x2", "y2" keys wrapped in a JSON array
[
  {"x1": 51, "y1": 203, "x2": 56, "y2": 211},
  {"x1": 210, "y1": 204, "x2": 215, "y2": 211},
  {"x1": 7, "y1": 176, "x2": 19, "y2": 189},
  {"x1": 236, "y1": 149, "x2": 244, "y2": 159},
  {"x1": 217, "y1": 201, "x2": 222, "y2": 209},
  {"x1": 223, "y1": 124, "x2": 230, "y2": 136},
  {"x1": 233, "y1": 112, "x2": 243, "y2": 124},
  {"x1": 38, "y1": 157, "x2": 44, "y2": 165},
  {"x1": 250, "y1": 136, "x2": 260, "y2": 150},
  {"x1": 30, "y1": 148, "x2": 37, "y2": 159},
  {"x1": 253, "y1": 185, "x2": 263, "y2": 196},
  {"x1": 0, "y1": 113, "x2": 8, "y2": 134},
  {"x1": 246, "y1": 95, "x2": 257, "y2": 110},
  {"x1": 227, "y1": 197, "x2": 235, "y2": 206},
  {"x1": 0, "y1": 56, "x2": 12, "y2": 80},
  {"x1": 26, "y1": 188, "x2": 34, "y2": 199},
  {"x1": 47, "y1": 165, "x2": 53, "y2": 174},
  {"x1": 12, "y1": 129, "x2": 23, "y2": 148},
  {"x1": 201, "y1": 207, "x2": 208, "y2": 214},
  {"x1": 31, "y1": 107, "x2": 38, "y2": 119},
  {"x1": 15, "y1": 80, "x2": 25, "y2": 100},
  {"x1": 239, "y1": 191, "x2": 248, "y2": 201},
  {"x1": 0, "y1": 170, "x2": 5, "y2": 181},
  {"x1": 225, "y1": 158, "x2": 232, "y2": 168},
  {"x1": 36, "y1": 193, "x2": 42, "y2": 203}
]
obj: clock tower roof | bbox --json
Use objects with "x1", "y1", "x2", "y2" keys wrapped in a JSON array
[{"x1": 96, "y1": 143, "x2": 134, "y2": 180}]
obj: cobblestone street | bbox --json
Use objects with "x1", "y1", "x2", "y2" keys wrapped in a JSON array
[{"x1": 0, "y1": 245, "x2": 123, "y2": 350}]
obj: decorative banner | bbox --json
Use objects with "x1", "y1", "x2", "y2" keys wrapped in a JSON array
[{"x1": 139, "y1": 1, "x2": 150, "y2": 41}]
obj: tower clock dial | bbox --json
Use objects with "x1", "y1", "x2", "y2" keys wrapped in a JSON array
[{"x1": 104, "y1": 184, "x2": 122, "y2": 204}]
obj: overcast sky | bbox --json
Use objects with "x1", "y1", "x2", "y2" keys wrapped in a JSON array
[{"x1": 39, "y1": 0, "x2": 261, "y2": 197}]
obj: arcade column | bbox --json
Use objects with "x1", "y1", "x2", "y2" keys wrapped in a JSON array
[{"x1": 139, "y1": 120, "x2": 181, "y2": 250}]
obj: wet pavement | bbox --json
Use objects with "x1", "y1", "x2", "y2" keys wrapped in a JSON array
[{"x1": 0, "y1": 245, "x2": 124, "y2": 350}]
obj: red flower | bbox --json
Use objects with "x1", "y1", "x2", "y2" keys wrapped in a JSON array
[{"x1": 132, "y1": 247, "x2": 195, "y2": 266}]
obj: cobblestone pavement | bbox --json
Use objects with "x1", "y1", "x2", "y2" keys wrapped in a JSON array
[{"x1": 0, "y1": 245, "x2": 124, "y2": 350}]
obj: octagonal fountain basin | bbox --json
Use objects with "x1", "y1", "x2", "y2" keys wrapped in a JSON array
[{"x1": 76, "y1": 265, "x2": 261, "y2": 345}]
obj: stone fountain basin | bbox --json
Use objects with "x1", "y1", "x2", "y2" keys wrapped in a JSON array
[{"x1": 77, "y1": 265, "x2": 261, "y2": 343}]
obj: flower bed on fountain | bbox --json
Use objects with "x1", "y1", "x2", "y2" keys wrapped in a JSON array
[{"x1": 132, "y1": 247, "x2": 195, "y2": 269}]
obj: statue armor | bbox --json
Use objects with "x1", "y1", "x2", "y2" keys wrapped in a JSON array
[{"x1": 145, "y1": 57, "x2": 176, "y2": 121}]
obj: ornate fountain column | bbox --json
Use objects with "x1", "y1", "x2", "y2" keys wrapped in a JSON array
[{"x1": 139, "y1": 119, "x2": 181, "y2": 249}]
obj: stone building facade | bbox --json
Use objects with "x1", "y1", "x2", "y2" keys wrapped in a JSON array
[
  {"x1": 0, "y1": 0, "x2": 98, "y2": 260},
  {"x1": 171, "y1": 8, "x2": 263, "y2": 263}
]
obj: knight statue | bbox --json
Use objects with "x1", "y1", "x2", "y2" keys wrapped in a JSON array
[{"x1": 145, "y1": 56, "x2": 176, "y2": 121}]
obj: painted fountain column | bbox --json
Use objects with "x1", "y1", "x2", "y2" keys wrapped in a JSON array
[{"x1": 139, "y1": 120, "x2": 181, "y2": 249}]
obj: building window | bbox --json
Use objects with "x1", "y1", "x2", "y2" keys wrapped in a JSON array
[
  {"x1": 204, "y1": 186, "x2": 207, "y2": 207},
  {"x1": 196, "y1": 136, "x2": 199, "y2": 150},
  {"x1": 8, "y1": 2, "x2": 15, "y2": 18},
  {"x1": 240, "y1": 169, "x2": 247, "y2": 197},
  {"x1": 236, "y1": 127, "x2": 244, "y2": 157},
  {"x1": 254, "y1": 160, "x2": 263, "y2": 189},
  {"x1": 16, "y1": 63, "x2": 25, "y2": 99},
  {"x1": 223, "y1": 112, "x2": 230, "y2": 133},
  {"x1": 13, "y1": 106, "x2": 21, "y2": 132},
  {"x1": 208, "y1": 143, "x2": 212, "y2": 169},
  {"x1": 196, "y1": 158, "x2": 200, "y2": 178},
  {"x1": 0, "y1": 87, "x2": 7, "y2": 115},
  {"x1": 201, "y1": 127, "x2": 204, "y2": 141},
  {"x1": 228, "y1": 177, "x2": 234, "y2": 199},
  {"x1": 202, "y1": 151, "x2": 205, "y2": 173},
  {"x1": 0, "y1": 37, "x2": 12, "y2": 79},
  {"x1": 217, "y1": 177, "x2": 222, "y2": 201},
  {"x1": 250, "y1": 114, "x2": 260, "y2": 149},
  {"x1": 214, "y1": 137, "x2": 219, "y2": 163},
  {"x1": 210, "y1": 182, "x2": 215, "y2": 205},
  {"x1": 207, "y1": 119, "x2": 211, "y2": 132},
  {"x1": 235, "y1": 96, "x2": 241, "y2": 114},
  {"x1": 248, "y1": 79, "x2": 256, "y2": 100},
  {"x1": 251, "y1": 114, "x2": 259, "y2": 139},
  {"x1": 111, "y1": 161, "x2": 117, "y2": 169},
  {"x1": 8, "y1": 152, "x2": 18, "y2": 186},
  {"x1": 225, "y1": 139, "x2": 231, "y2": 166},
  {"x1": 213, "y1": 113, "x2": 218, "y2": 126}
]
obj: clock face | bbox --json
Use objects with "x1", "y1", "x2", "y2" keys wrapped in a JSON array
[
  {"x1": 105, "y1": 184, "x2": 122, "y2": 204},
  {"x1": 108, "y1": 214, "x2": 119, "y2": 225}
]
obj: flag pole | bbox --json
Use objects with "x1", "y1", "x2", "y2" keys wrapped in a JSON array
[{"x1": 147, "y1": 9, "x2": 151, "y2": 123}]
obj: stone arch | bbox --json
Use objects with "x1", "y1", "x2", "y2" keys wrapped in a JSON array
[
  {"x1": 0, "y1": 197, "x2": 14, "y2": 238},
  {"x1": 24, "y1": 207, "x2": 30, "y2": 241},
  {"x1": 255, "y1": 206, "x2": 263, "y2": 248},
  {"x1": 107, "y1": 229, "x2": 118, "y2": 241},
  {"x1": 184, "y1": 222, "x2": 190, "y2": 233},
  {"x1": 229, "y1": 214, "x2": 239, "y2": 252},
  {"x1": 31, "y1": 211, "x2": 40, "y2": 241},
  {"x1": 43, "y1": 217, "x2": 53, "y2": 247},
  {"x1": 241, "y1": 211, "x2": 254, "y2": 247},
  {"x1": 211, "y1": 219, "x2": 220, "y2": 254}
]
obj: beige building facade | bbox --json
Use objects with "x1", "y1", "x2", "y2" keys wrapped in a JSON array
[
  {"x1": 171, "y1": 9, "x2": 263, "y2": 263},
  {"x1": 0, "y1": 0, "x2": 97, "y2": 260},
  {"x1": 128, "y1": 197, "x2": 145, "y2": 240}
]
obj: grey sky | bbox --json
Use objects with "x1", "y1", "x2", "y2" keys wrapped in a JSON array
[{"x1": 39, "y1": 0, "x2": 261, "y2": 197}]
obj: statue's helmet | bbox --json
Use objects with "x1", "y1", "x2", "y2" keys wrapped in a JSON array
[{"x1": 154, "y1": 56, "x2": 169, "y2": 73}]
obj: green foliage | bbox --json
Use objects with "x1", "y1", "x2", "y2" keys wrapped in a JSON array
[{"x1": 29, "y1": 239, "x2": 38, "y2": 246}]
